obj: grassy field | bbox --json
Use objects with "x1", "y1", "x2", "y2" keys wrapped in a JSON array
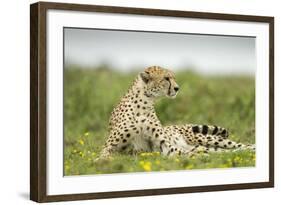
[{"x1": 64, "y1": 66, "x2": 255, "y2": 176}]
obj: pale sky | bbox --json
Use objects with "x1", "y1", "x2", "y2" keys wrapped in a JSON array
[{"x1": 64, "y1": 28, "x2": 256, "y2": 75}]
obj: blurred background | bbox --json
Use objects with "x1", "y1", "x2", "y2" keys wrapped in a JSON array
[
  {"x1": 64, "y1": 28, "x2": 255, "y2": 75},
  {"x1": 63, "y1": 28, "x2": 256, "y2": 175}
]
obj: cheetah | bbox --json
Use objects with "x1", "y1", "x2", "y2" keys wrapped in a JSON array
[{"x1": 99, "y1": 66, "x2": 254, "y2": 158}]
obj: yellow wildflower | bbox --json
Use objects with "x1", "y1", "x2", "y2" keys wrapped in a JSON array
[
  {"x1": 234, "y1": 156, "x2": 241, "y2": 162},
  {"x1": 78, "y1": 139, "x2": 84, "y2": 145},
  {"x1": 140, "y1": 152, "x2": 153, "y2": 157},
  {"x1": 142, "y1": 162, "x2": 152, "y2": 171},
  {"x1": 139, "y1": 161, "x2": 152, "y2": 171},
  {"x1": 140, "y1": 153, "x2": 147, "y2": 157},
  {"x1": 84, "y1": 132, "x2": 89, "y2": 136},
  {"x1": 79, "y1": 151, "x2": 85, "y2": 158}
]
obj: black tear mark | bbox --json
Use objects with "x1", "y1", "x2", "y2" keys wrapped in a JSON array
[{"x1": 167, "y1": 78, "x2": 171, "y2": 95}]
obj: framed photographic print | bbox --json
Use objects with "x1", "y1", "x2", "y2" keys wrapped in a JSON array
[{"x1": 30, "y1": 1, "x2": 274, "y2": 202}]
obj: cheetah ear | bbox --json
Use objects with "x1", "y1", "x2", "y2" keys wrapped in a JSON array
[{"x1": 140, "y1": 71, "x2": 150, "y2": 84}]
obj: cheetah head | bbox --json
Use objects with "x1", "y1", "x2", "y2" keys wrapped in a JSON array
[{"x1": 139, "y1": 66, "x2": 179, "y2": 99}]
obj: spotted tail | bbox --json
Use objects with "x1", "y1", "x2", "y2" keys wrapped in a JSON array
[{"x1": 191, "y1": 124, "x2": 229, "y2": 138}]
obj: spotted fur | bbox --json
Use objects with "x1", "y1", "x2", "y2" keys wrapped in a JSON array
[{"x1": 99, "y1": 66, "x2": 255, "y2": 158}]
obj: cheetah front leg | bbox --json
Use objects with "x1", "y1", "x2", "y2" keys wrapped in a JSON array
[{"x1": 99, "y1": 127, "x2": 137, "y2": 159}]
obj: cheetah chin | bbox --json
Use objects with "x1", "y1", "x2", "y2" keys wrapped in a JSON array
[{"x1": 167, "y1": 93, "x2": 177, "y2": 99}]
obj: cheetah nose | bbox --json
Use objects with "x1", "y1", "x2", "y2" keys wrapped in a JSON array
[{"x1": 174, "y1": 86, "x2": 179, "y2": 92}]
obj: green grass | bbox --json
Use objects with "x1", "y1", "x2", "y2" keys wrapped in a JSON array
[{"x1": 64, "y1": 67, "x2": 255, "y2": 175}]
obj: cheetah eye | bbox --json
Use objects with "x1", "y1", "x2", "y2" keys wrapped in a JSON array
[{"x1": 164, "y1": 77, "x2": 169, "y2": 81}]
